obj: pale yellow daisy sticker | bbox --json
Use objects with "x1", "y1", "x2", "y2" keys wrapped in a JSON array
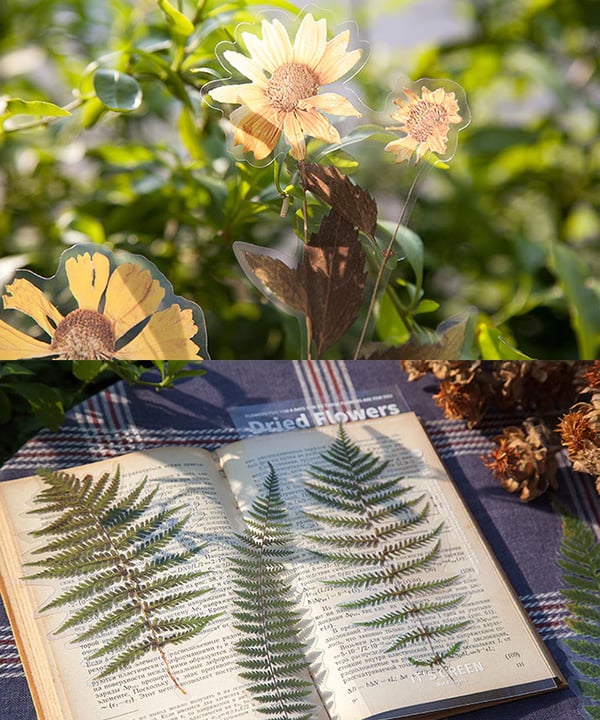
[
  {"x1": 385, "y1": 81, "x2": 469, "y2": 165},
  {"x1": 208, "y1": 13, "x2": 365, "y2": 162},
  {"x1": 0, "y1": 246, "x2": 207, "y2": 360}
]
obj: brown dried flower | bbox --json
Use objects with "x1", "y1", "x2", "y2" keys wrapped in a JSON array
[
  {"x1": 581, "y1": 361, "x2": 600, "y2": 391},
  {"x1": 434, "y1": 378, "x2": 485, "y2": 428},
  {"x1": 483, "y1": 419, "x2": 560, "y2": 502},
  {"x1": 558, "y1": 396, "x2": 600, "y2": 492},
  {"x1": 400, "y1": 361, "x2": 434, "y2": 382}
]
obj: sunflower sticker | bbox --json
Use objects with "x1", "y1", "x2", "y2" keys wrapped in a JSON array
[
  {"x1": 0, "y1": 245, "x2": 208, "y2": 360},
  {"x1": 206, "y1": 12, "x2": 365, "y2": 163},
  {"x1": 385, "y1": 79, "x2": 470, "y2": 166}
]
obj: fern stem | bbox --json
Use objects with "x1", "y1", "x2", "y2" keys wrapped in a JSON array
[
  {"x1": 47, "y1": 478, "x2": 186, "y2": 692},
  {"x1": 255, "y1": 481, "x2": 294, "y2": 718},
  {"x1": 306, "y1": 426, "x2": 463, "y2": 678},
  {"x1": 91, "y1": 510, "x2": 186, "y2": 693}
]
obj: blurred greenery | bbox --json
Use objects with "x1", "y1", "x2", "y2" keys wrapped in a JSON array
[
  {"x1": 0, "y1": 0, "x2": 598, "y2": 359},
  {"x1": 0, "y1": 360, "x2": 205, "y2": 465}
]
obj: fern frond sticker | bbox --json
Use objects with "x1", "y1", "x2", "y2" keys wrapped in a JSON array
[
  {"x1": 231, "y1": 463, "x2": 320, "y2": 720},
  {"x1": 558, "y1": 513, "x2": 600, "y2": 720},
  {"x1": 304, "y1": 424, "x2": 468, "y2": 668},
  {"x1": 25, "y1": 467, "x2": 220, "y2": 692}
]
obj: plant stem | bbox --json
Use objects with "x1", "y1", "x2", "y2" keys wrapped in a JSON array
[{"x1": 353, "y1": 168, "x2": 424, "y2": 359}]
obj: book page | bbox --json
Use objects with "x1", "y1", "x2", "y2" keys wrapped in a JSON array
[
  {"x1": 0, "y1": 447, "x2": 302, "y2": 720},
  {"x1": 217, "y1": 413, "x2": 562, "y2": 720}
]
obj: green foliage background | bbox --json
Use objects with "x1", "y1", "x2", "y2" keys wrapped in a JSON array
[{"x1": 0, "y1": 0, "x2": 598, "y2": 359}]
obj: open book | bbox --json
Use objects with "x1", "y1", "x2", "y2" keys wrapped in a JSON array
[{"x1": 0, "y1": 413, "x2": 564, "y2": 720}]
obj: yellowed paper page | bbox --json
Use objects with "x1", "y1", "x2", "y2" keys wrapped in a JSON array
[
  {"x1": 217, "y1": 414, "x2": 561, "y2": 720},
  {"x1": 0, "y1": 448, "x2": 263, "y2": 720}
]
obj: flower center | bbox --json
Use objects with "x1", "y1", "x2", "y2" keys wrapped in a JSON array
[
  {"x1": 267, "y1": 63, "x2": 320, "y2": 112},
  {"x1": 406, "y1": 101, "x2": 448, "y2": 142},
  {"x1": 50, "y1": 308, "x2": 115, "y2": 360}
]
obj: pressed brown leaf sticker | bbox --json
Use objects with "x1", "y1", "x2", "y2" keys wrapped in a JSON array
[
  {"x1": 234, "y1": 209, "x2": 366, "y2": 358},
  {"x1": 365, "y1": 310, "x2": 476, "y2": 359},
  {"x1": 299, "y1": 162, "x2": 378, "y2": 238}
]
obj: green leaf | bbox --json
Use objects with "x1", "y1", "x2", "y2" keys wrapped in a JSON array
[
  {"x1": 64, "y1": 215, "x2": 106, "y2": 245},
  {"x1": 72, "y1": 361, "x2": 105, "y2": 382},
  {"x1": 9, "y1": 381, "x2": 64, "y2": 431},
  {"x1": 377, "y1": 220, "x2": 424, "y2": 292},
  {"x1": 376, "y1": 291, "x2": 411, "y2": 347},
  {"x1": 28, "y1": 467, "x2": 215, "y2": 687},
  {"x1": 231, "y1": 464, "x2": 316, "y2": 719},
  {"x1": 203, "y1": 0, "x2": 299, "y2": 16},
  {"x1": 158, "y1": 0, "x2": 195, "y2": 40},
  {"x1": 0, "y1": 388, "x2": 11, "y2": 423},
  {"x1": 318, "y1": 149, "x2": 359, "y2": 171},
  {"x1": 93, "y1": 70, "x2": 142, "y2": 112},
  {"x1": 476, "y1": 323, "x2": 531, "y2": 359},
  {"x1": 414, "y1": 299, "x2": 440, "y2": 315},
  {"x1": 583, "y1": 706, "x2": 600, "y2": 720},
  {"x1": 3, "y1": 98, "x2": 70, "y2": 118},
  {"x1": 304, "y1": 425, "x2": 468, "y2": 666},
  {"x1": 559, "y1": 513, "x2": 600, "y2": 715},
  {"x1": 0, "y1": 363, "x2": 35, "y2": 378},
  {"x1": 551, "y1": 244, "x2": 600, "y2": 359}
]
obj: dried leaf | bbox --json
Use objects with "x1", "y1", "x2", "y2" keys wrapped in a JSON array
[
  {"x1": 234, "y1": 210, "x2": 366, "y2": 358},
  {"x1": 235, "y1": 246, "x2": 309, "y2": 316},
  {"x1": 366, "y1": 310, "x2": 476, "y2": 359},
  {"x1": 299, "y1": 162, "x2": 378, "y2": 238},
  {"x1": 303, "y1": 210, "x2": 367, "y2": 357}
]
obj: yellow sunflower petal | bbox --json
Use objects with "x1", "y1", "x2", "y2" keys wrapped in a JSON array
[
  {"x1": 222, "y1": 50, "x2": 267, "y2": 86},
  {"x1": 293, "y1": 14, "x2": 327, "y2": 68},
  {"x1": 243, "y1": 30, "x2": 280, "y2": 74},
  {"x1": 103, "y1": 263, "x2": 165, "y2": 340},
  {"x1": 283, "y1": 112, "x2": 306, "y2": 160},
  {"x1": 2, "y1": 278, "x2": 62, "y2": 337},
  {"x1": 230, "y1": 107, "x2": 282, "y2": 160},
  {"x1": 402, "y1": 88, "x2": 419, "y2": 103},
  {"x1": 262, "y1": 18, "x2": 294, "y2": 68},
  {"x1": 115, "y1": 306, "x2": 202, "y2": 360},
  {"x1": 298, "y1": 108, "x2": 340, "y2": 145},
  {"x1": 0, "y1": 317, "x2": 52, "y2": 359},
  {"x1": 315, "y1": 32, "x2": 362, "y2": 85},
  {"x1": 429, "y1": 87, "x2": 447, "y2": 103},
  {"x1": 298, "y1": 92, "x2": 362, "y2": 117},
  {"x1": 210, "y1": 82, "x2": 249, "y2": 104},
  {"x1": 428, "y1": 132, "x2": 448, "y2": 154},
  {"x1": 385, "y1": 136, "x2": 419, "y2": 163},
  {"x1": 65, "y1": 252, "x2": 110, "y2": 311},
  {"x1": 234, "y1": 85, "x2": 272, "y2": 114}
]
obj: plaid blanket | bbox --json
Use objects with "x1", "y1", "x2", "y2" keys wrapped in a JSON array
[{"x1": 1, "y1": 360, "x2": 597, "y2": 720}]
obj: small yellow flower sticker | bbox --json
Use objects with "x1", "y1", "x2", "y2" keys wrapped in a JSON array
[
  {"x1": 208, "y1": 13, "x2": 364, "y2": 162},
  {"x1": 385, "y1": 82, "x2": 468, "y2": 165},
  {"x1": 0, "y1": 246, "x2": 207, "y2": 360}
]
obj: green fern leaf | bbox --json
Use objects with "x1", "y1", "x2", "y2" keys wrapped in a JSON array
[
  {"x1": 304, "y1": 424, "x2": 468, "y2": 667},
  {"x1": 558, "y1": 512, "x2": 600, "y2": 720},
  {"x1": 26, "y1": 467, "x2": 217, "y2": 691},
  {"x1": 231, "y1": 463, "x2": 317, "y2": 720},
  {"x1": 339, "y1": 576, "x2": 459, "y2": 609}
]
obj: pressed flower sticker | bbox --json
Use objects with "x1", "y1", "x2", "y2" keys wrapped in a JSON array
[
  {"x1": 207, "y1": 13, "x2": 364, "y2": 162},
  {"x1": 0, "y1": 245, "x2": 208, "y2": 360},
  {"x1": 385, "y1": 80, "x2": 469, "y2": 165}
]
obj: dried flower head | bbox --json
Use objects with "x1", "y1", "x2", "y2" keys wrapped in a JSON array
[
  {"x1": 401, "y1": 360, "x2": 481, "y2": 383},
  {"x1": 0, "y1": 250, "x2": 204, "y2": 360},
  {"x1": 582, "y1": 361, "x2": 600, "y2": 391},
  {"x1": 558, "y1": 398, "x2": 600, "y2": 491},
  {"x1": 385, "y1": 85, "x2": 463, "y2": 164},
  {"x1": 434, "y1": 377, "x2": 485, "y2": 428},
  {"x1": 209, "y1": 14, "x2": 363, "y2": 161},
  {"x1": 483, "y1": 419, "x2": 559, "y2": 502}
]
